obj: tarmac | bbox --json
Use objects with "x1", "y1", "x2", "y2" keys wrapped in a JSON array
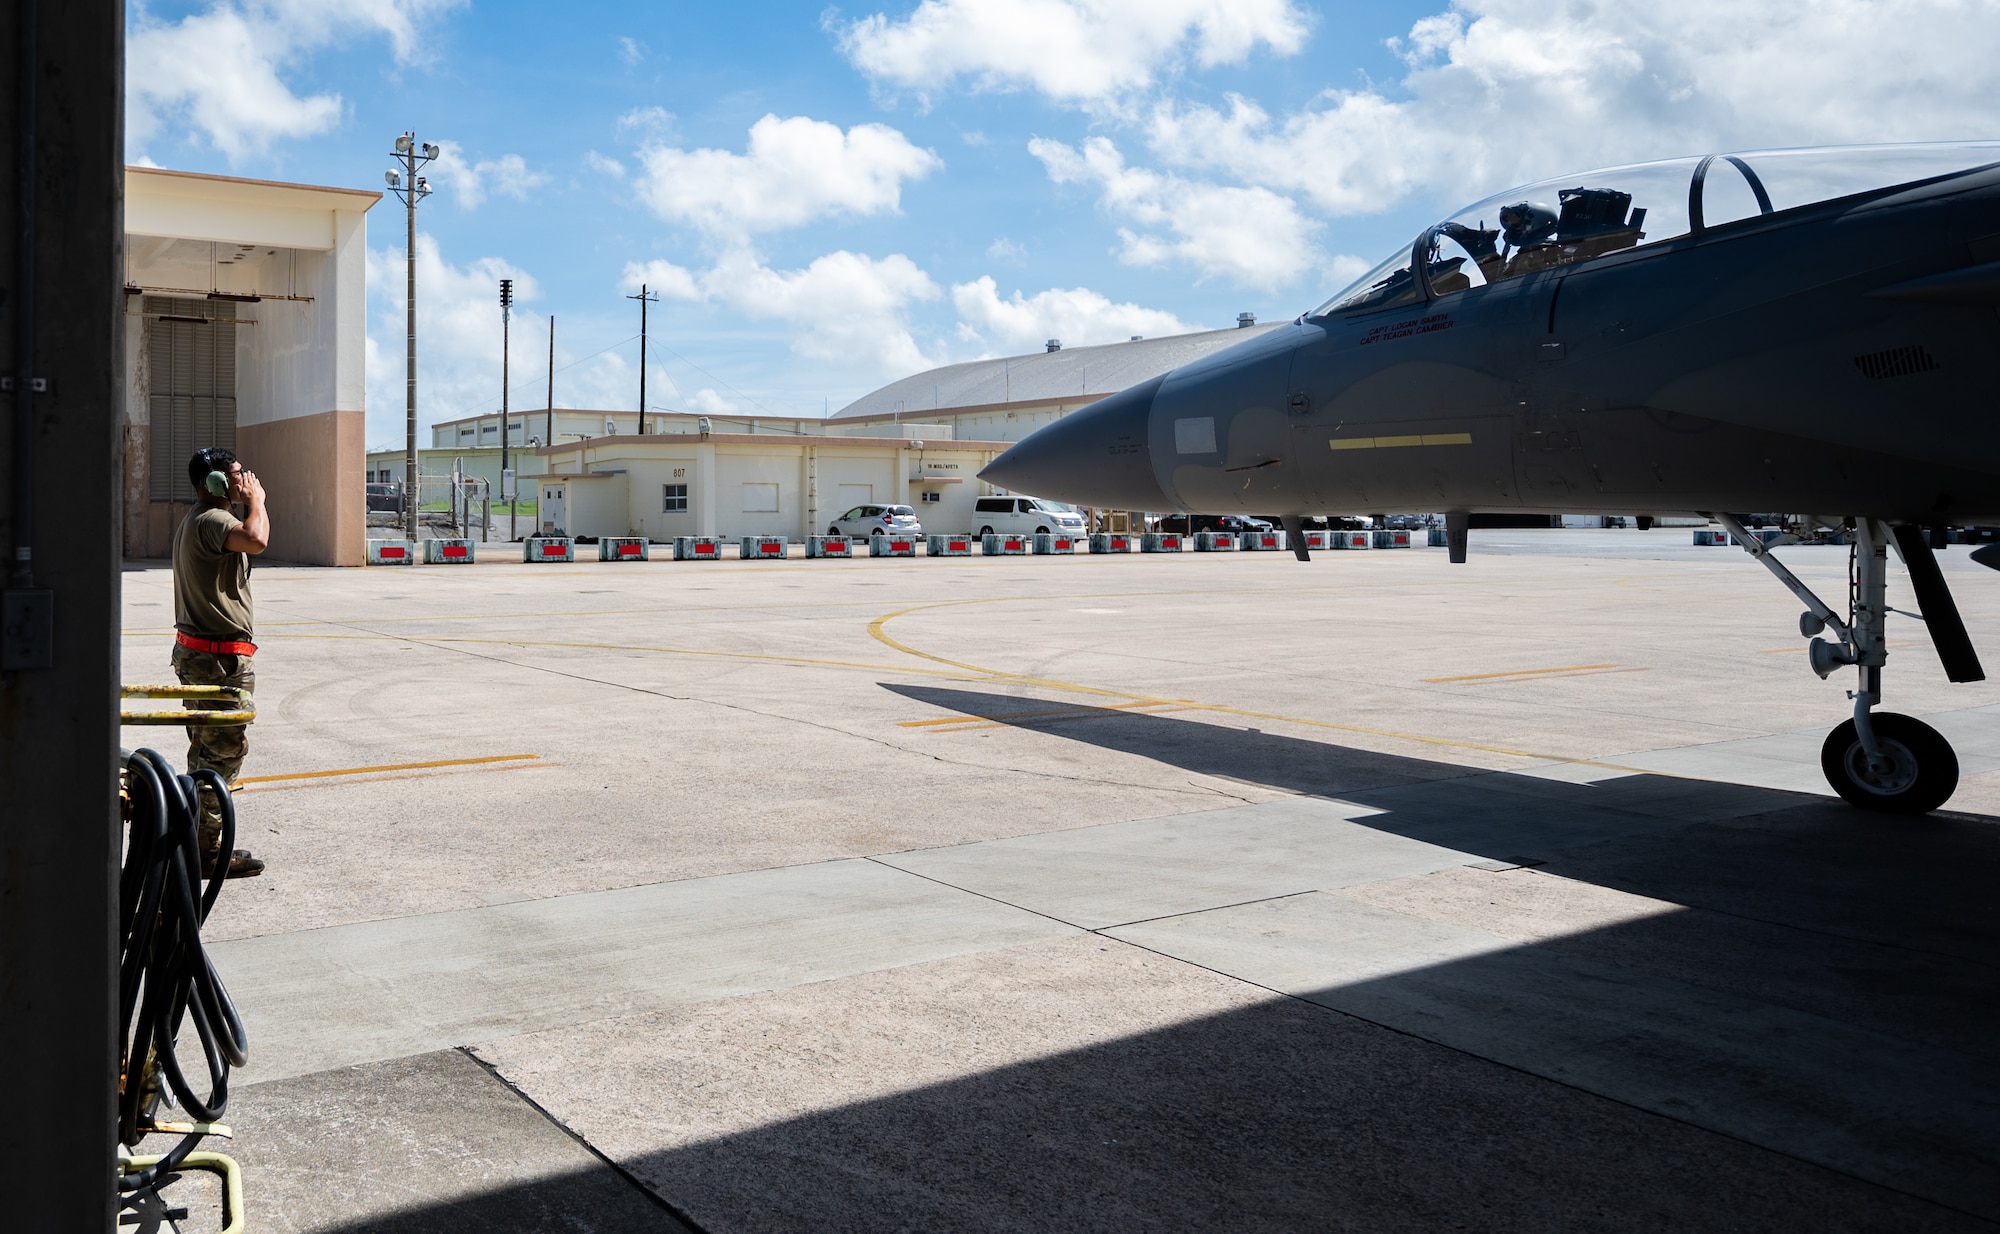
[{"x1": 118, "y1": 528, "x2": 2000, "y2": 1232}]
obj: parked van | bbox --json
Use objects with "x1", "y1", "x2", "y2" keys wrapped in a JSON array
[{"x1": 971, "y1": 496, "x2": 1087, "y2": 536}]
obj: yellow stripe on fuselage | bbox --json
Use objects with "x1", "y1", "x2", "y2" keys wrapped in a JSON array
[{"x1": 1328, "y1": 432, "x2": 1474, "y2": 451}]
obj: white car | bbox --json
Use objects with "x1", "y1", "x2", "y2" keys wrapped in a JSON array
[
  {"x1": 828, "y1": 503, "x2": 924, "y2": 538},
  {"x1": 971, "y1": 496, "x2": 1087, "y2": 537}
]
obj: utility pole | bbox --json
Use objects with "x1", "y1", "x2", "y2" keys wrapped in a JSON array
[
  {"x1": 499, "y1": 278, "x2": 514, "y2": 542},
  {"x1": 386, "y1": 132, "x2": 437, "y2": 540},
  {"x1": 626, "y1": 284, "x2": 658, "y2": 435},
  {"x1": 545, "y1": 316, "x2": 555, "y2": 449}
]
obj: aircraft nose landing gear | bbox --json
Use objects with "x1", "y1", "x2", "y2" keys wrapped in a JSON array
[
  {"x1": 1820, "y1": 711, "x2": 1958, "y2": 813},
  {"x1": 1714, "y1": 513, "x2": 1976, "y2": 814}
]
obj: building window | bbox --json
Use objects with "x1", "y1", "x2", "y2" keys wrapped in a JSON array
[
  {"x1": 921, "y1": 490, "x2": 941, "y2": 503},
  {"x1": 662, "y1": 484, "x2": 688, "y2": 512}
]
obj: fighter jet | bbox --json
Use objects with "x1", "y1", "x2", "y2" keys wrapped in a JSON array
[{"x1": 980, "y1": 142, "x2": 2000, "y2": 815}]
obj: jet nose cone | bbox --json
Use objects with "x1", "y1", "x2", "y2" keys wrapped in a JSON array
[{"x1": 978, "y1": 374, "x2": 1169, "y2": 509}]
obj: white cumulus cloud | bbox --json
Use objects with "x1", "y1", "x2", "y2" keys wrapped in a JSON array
[
  {"x1": 951, "y1": 277, "x2": 1196, "y2": 352},
  {"x1": 1031, "y1": 136, "x2": 1322, "y2": 289},
  {"x1": 1145, "y1": 0, "x2": 2000, "y2": 222},
  {"x1": 632, "y1": 115, "x2": 942, "y2": 240},
  {"x1": 430, "y1": 143, "x2": 550, "y2": 208},
  {"x1": 837, "y1": 0, "x2": 1311, "y2": 105},
  {"x1": 623, "y1": 249, "x2": 942, "y2": 375},
  {"x1": 127, "y1": 0, "x2": 461, "y2": 162}
]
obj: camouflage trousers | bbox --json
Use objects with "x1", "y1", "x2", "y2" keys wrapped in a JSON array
[{"x1": 171, "y1": 643, "x2": 254, "y2": 856}]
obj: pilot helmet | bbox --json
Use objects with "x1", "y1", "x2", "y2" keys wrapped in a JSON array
[{"x1": 1498, "y1": 202, "x2": 1558, "y2": 247}]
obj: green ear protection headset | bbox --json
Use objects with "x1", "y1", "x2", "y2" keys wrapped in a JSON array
[{"x1": 204, "y1": 470, "x2": 230, "y2": 497}]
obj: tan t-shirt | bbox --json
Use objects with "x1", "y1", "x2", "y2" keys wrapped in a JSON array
[{"x1": 173, "y1": 504, "x2": 254, "y2": 643}]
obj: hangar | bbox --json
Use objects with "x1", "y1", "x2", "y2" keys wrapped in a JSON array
[{"x1": 123, "y1": 166, "x2": 377, "y2": 565}]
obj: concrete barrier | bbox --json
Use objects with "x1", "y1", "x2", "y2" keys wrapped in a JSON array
[
  {"x1": 423, "y1": 538, "x2": 475, "y2": 564},
  {"x1": 1089, "y1": 533, "x2": 1135, "y2": 553},
  {"x1": 1693, "y1": 528, "x2": 1729, "y2": 546},
  {"x1": 1726, "y1": 528, "x2": 1783, "y2": 546},
  {"x1": 674, "y1": 536, "x2": 723, "y2": 560},
  {"x1": 1428, "y1": 527, "x2": 1451, "y2": 547},
  {"x1": 1032, "y1": 532, "x2": 1079, "y2": 554},
  {"x1": 740, "y1": 535, "x2": 788, "y2": 560},
  {"x1": 1329, "y1": 531, "x2": 1372, "y2": 549},
  {"x1": 1240, "y1": 530, "x2": 1286, "y2": 552},
  {"x1": 1194, "y1": 531, "x2": 1238, "y2": 552},
  {"x1": 1372, "y1": 529, "x2": 1414, "y2": 549},
  {"x1": 1141, "y1": 533, "x2": 1184, "y2": 553},
  {"x1": 806, "y1": 535, "x2": 853, "y2": 558},
  {"x1": 869, "y1": 534, "x2": 918, "y2": 557},
  {"x1": 366, "y1": 539, "x2": 415, "y2": 565},
  {"x1": 1301, "y1": 530, "x2": 1331, "y2": 551},
  {"x1": 597, "y1": 537, "x2": 648, "y2": 561},
  {"x1": 981, "y1": 533, "x2": 1029, "y2": 555},
  {"x1": 926, "y1": 534, "x2": 973, "y2": 557},
  {"x1": 523, "y1": 537, "x2": 573, "y2": 562}
]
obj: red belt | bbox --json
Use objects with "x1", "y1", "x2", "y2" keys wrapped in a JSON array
[{"x1": 176, "y1": 630, "x2": 257, "y2": 657}]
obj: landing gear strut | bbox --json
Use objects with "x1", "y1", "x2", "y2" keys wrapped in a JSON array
[{"x1": 1713, "y1": 513, "x2": 1972, "y2": 813}]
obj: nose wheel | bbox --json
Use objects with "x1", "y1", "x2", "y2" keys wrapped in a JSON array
[
  {"x1": 1713, "y1": 513, "x2": 1977, "y2": 815},
  {"x1": 1819, "y1": 712, "x2": 1958, "y2": 813}
]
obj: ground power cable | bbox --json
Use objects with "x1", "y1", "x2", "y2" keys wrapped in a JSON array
[{"x1": 117, "y1": 748, "x2": 250, "y2": 1203}]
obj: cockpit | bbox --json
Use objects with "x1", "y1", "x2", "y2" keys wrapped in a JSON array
[{"x1": 1314, "y1": 141, "x2": 2000, "y2": 316}]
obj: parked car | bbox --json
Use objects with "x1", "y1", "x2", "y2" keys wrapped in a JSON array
[
  {"x1": 828, "y1": 504, "x2": 923, "y2": 538},
  {"x1": 366, "y1": 482, "x2": 403, "y2": 514},
  {"x1": 1151, "y1": 513, "x2": 1274, "y2": 535},
  {"x1": 970, "y1": 495, "x2": 1088, "y2": 536}
]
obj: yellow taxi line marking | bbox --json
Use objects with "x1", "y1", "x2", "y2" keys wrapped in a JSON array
[
  {"x1": 238, "y1": 761, "x2": 556, "y2": 794},
  {"x1": 1422, "y1": 663, "x2": 1622, "y2": 683},
  {"x1": 865, "y1": 600, "x2": 1653, "y2": 772},
  {"x1": 235, "y1": 753, "x2": 540, "y2": 785}
]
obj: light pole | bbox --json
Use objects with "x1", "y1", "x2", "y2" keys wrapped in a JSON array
[
  {"x1": 386, "y1": 132, "x2": 437, "y2": 540},
  {"x1": 499, "y1": 278, "x2": 514, "y2": 542},
  {"x1": 625, "y1": 283, "x2": 658, "y2": 435}
]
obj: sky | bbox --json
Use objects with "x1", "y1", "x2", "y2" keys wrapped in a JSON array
[{"x1": 125, "y1": 0, "x2": 2000, "y2": 450}]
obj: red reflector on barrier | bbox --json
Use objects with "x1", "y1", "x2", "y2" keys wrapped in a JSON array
[
  {"x1": 1005, "y1": 539, "x2": 1023, "y2": 551},
  {"x1": 1164, "y1": 537, "x2": 1179, "y2": 548},
  {"x1": 950, "y1": 540, "x2": 968, "y2": 551},
  {"x1": 695, "y1": 543, "x2": 716, "y2": 555},
  {"x1": 891, "y1": 540, "x2": 912, "y2": 551},
  {"x1": 442, "y1": 546, "x2": 468, "y2": 559},
  {"x1": 618, "y1": 545, "x2": 641, "y2": 557},
  {"x1": 541, "y1": 545, "x2": 563, "y2": 557},
  {"x1": 1112, "y1": 538, "x2": 1127, "y2": 549},
  {"x1": 380, "y1": 547, "x2": 405, "y2": 559}
]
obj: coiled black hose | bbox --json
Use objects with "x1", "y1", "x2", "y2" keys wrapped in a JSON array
[{"x1": 117, "y1": 748, "x2": 249, "y2": 1194}]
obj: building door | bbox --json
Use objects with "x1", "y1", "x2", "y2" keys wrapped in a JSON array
[
  {"x1": 146, "y1": 296, "x2": 237, "y2": 501},
  {"x1": 541, "y1": 483, "x2": 566, "y2": 535}
]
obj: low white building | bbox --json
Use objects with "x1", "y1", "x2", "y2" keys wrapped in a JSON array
[
  {"x1": 124, "y1": 166, "x2": 377, "y2": 564},
  {"x1": 529, "y1": 432, "x2": 1008, "y2": 541}
]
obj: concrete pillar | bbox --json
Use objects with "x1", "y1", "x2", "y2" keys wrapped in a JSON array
[
  {"x1": 694, "y1": 442, "x2": 715, "y2": 536},
  {"x1": 0, "y1": 0, "x2": 125, "y2": 1227}
]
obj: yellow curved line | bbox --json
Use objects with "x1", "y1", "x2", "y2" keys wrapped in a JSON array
[{"x1": 867, "y1": 600, "x2": 1655, "y2": 770}]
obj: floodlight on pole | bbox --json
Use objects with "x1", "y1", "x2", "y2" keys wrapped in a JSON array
[
  {"x1": 386, "y1": 130, "x2": 438, "y2": 540},
  {"x1": 499, "y1": 278, "x2": 515, "y2": 542}
]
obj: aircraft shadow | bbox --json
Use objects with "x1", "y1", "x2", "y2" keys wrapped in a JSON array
[{"x1": 305, "y1": 686, "x2": 2000, "y2": 1233}]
